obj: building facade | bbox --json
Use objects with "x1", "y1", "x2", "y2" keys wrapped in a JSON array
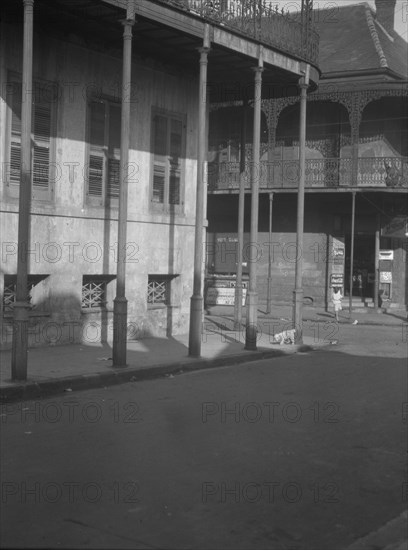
[
  {"x1": 206, "y1": 0, "x2": 408, "y2": 311},
  {"x1": 0, "y1": 0, "x2": 319, "y2": 350}
]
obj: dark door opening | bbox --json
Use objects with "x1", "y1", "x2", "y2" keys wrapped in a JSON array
[{"x1": 344, "y1": 234, "x2": 375, "y2": 299}]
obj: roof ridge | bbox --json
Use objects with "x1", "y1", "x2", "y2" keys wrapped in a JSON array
[
  {"x1": 365, "y1": 4, "x2": 388, "y2": 68},
  {"x1": 315, "y1": 1, "x2": 370, "y2": 11}
]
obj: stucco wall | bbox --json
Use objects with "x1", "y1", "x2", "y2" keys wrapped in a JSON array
[{"x1": 0, "y1": 22, "x2": 199, "y2": 349}]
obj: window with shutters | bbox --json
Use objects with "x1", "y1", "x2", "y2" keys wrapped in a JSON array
[
  {"x1": 6, "y1": 74, "x2": 56, "y2": 201},
  {"x1": 86, "y1": 98, "x2": 121, "y2": 206},
  {"x1": 150, "y1": 109, "x2": 186, "y2": 213}
]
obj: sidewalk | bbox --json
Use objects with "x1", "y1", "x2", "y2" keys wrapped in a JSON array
[
  {"x1": 1, "y1": 302, "x2": 405, "y2": 403},
  {"x1": 0, "y1": 320, "x2": 318, "y2": 403},
  {"x1": 206, "y1": 302, "x2": 407, "y2": 326}
]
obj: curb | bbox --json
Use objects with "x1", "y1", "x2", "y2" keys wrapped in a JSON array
[
  {"x1": 343, "y1": 510, "x2": 408, "y2": 550},
  {"x1": 0, "y1": 345, "x2": 315, "y2": 403},
  {"x1": 207, "y1": 314, "x2": 406, "y2": 327}
]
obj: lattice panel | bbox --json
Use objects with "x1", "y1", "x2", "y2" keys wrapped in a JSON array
[
  {"x1": 3, "y1": 282, "x2": 34, "y2": 312},
  {"x1": 82, "y1": 281, "x2": 106, "y2": 308},
  {"x1": 147, "y1": 280, "x2": 167, "y2": 304}
]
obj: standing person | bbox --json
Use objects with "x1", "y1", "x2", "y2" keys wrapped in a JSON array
[{"x1": 332, "y1": 286, "x2": 343, "y2": 321}]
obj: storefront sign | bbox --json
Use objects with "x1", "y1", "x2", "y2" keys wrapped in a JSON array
[
  {"x1": 331, "y1": 237, "x2": 345, "y2": 262},
  {"x1": 379, "y1": 250, "x2": 394, "y2": 261},
  {"x1": 330, "y1": 273, "x2": 344, "y2": 286},
  {"x1": 206, "y1": 287, "x2": 247, "y2": 306},
  {"x1": 380, "y1": 271, "x2": 392, "y2": 283},
  {"x1": 331, "y1": 262, "x2": 344, "y2": 273}
]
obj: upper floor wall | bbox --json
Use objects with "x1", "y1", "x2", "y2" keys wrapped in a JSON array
[
  {"x1": 0, "y1": 0, "x2": 321, "y2": 220},
  {"x1": 0, "y1": 20, "x2": 200, "y2": 224}
]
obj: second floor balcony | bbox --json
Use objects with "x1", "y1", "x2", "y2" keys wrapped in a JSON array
[
  {"x1": 208, "y1": 92, "x2": 408, "y2": 192},
  {"x1": 161, "y1": 0, "x2": 319, "y2": 65},
  {"x1": 208, "y1": 156, "x2": 408, "y2": 191}
]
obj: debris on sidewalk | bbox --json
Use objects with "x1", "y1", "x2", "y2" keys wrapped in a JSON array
[{"x1": 352, "y1": 320, "x2": 358, "y2": 325}]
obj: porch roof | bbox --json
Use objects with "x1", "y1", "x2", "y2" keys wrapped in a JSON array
[{"x1": 2, "y1": 0, "x2": 320, "y2": 100}]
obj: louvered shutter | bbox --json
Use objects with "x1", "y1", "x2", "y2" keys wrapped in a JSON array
[
  {"x1": 152, "y1": 115, "x2": 167, "y2": 203},
  {"x1": 33, "y1": 92, "x2": 52, "y2": 194},
  {"x1": 169, "y1": 118, "x2": 182, "y2": 205},
  {"x1": 9, "y1": 79, "x2": 52, "y2": 199},
  {"x1": 107, "y1": 104, "x2": 121, "y2": 198},
  {"x1": 88, "y1": 155, "x2": 104, "y2": 196},
  {"x1": 107, "y1": 158, "x2": 120, "y2": 198},
  {"x1": 87, "y1": 101, "x2": 105, "y2": 199},
  {"x1": 9, "y1": 81, "x2": 22, "y2": 188}
]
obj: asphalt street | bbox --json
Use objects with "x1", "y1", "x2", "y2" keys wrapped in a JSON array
[{"x1": 1, "y1": 324, "x2": 407, "y2": 549}]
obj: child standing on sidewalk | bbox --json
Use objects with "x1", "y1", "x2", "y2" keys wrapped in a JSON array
[{"x1": 332, "y1": 286, "x2": 343, "y2": 321}]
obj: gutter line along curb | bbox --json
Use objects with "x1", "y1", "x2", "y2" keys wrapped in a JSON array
[{"x1": 0, "y1": 345, "x2": 314, "y2": 403}]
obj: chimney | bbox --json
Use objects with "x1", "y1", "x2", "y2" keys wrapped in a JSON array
[{"x1": 375, "y1": 0, "x2": 396, "y2": 33}]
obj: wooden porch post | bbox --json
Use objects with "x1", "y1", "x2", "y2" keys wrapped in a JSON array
[
  {"x1": 112, "y1": 2, "x2": 135, "y2": 367},
  {"x1": 245, "y1": 51, "x2": 263, "y2": 351},
  {"x1": 189, "y1": 24, "x2": 210, "y2": 357},
  {"x1": 11, "y1": 0, "x2": 34, "y2": 381}
]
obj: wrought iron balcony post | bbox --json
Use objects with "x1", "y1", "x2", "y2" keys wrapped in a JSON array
[{"x1": 12, "y1": 0, "x2": 34, "y2": 381}]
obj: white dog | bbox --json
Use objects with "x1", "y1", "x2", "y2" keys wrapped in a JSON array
[{"x1": 272, "y1": 329, "x2": 296, "y2": 345}]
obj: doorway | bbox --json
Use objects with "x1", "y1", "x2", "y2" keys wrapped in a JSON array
[{"x1": 344, "y1": 234, "x2": 375, "y2": 299}]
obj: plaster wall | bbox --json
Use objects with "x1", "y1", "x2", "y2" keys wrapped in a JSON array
[{"x1": 0, "y1": 23, "x2": 199, "y2": 349}]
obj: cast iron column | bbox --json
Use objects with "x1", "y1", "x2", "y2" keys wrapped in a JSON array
[
  {"x1": 234, "y1": 102, "x2": 247, "y2": 330},
  {"x1": 349, "y1": 191, "x2": 356, "y2": 314},
  {"x1": 293, "y1": 68, "x2": 309, "y2": 343},
  {"x1": 112, "y1": 10, "x2": 135, "y2": 367},
  {"x1": 266, "y1": 192, "x2": 274, "y2": 314},
  {"x1": 11, "y1": 0, "x2": 34, "y2": 381},
  {"x1": 245, "y1": 57, "x2": 263, "y2": 351},
  {"x1": 374, "y1": 213, "x2": 380, "y2": 310},
  {"x1": 189, "y1": 25, "x2": 210, "y2": 357}
]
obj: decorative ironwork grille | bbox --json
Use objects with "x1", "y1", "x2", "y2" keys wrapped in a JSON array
[
  {"x1": 147, "y1": 277, "x2": 169, "y2": 305},
  {"x1": 82, "y1": 279, "x2": 107, "y2": 309},
  {"x1": 358, "y1": 157, "x2": 408, "y2": 187},
  {"x1": 3, "y1": 282, "x2": 34, "y2": 312}
]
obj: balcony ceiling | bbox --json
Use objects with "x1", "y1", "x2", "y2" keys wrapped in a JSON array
[{"x1": 2, "y1": 0, "x2": 318, "y2": 100}]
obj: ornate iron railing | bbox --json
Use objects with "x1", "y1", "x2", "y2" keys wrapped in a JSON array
[
  {"x1": 208, "y1": 157, "x2": 408, "y2": 189},
  {"x1": 358, "y1": 157, "x2": 408, "y2": 187},
  {"x1": 160, "y1": 0, "x2": 319, "y2": 65}
]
